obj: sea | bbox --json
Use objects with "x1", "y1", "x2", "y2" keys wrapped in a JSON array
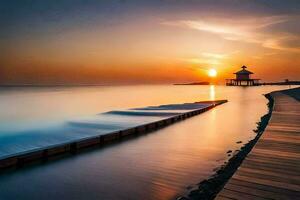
[{"x1": 0, "y1": 85, "x2": 292, "y2": 200}]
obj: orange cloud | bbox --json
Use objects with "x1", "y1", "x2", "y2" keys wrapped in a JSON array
[{"x1": 162, "y1": 15, "x2": 300, "y2": 53}]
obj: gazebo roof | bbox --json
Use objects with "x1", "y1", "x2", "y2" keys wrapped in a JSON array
[{"x1": 234, "y1": 66, "x2": 253, "y2": 74}]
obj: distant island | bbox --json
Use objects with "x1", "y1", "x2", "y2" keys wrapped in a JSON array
[
  {"x1": 174, "y1": 80, "x2": 300, "y2": 86},
  {"x1": 0, "y1": 84, "x2": 109, "y2": 87},
  {"x1": 174, "y1": 82, "x2": 210, "y2": 85},
  {"x1": 261, "y1": 80, "x2": 300, "y2": 85}
]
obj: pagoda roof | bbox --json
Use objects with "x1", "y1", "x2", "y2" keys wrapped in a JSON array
[{"x1": 234, "y1": 66, "x2": 253, "y2": 74}]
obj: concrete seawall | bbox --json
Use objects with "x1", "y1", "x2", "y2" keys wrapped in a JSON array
[{"x1": 0, "y1": 100, "x2": 227, "y2": 172}]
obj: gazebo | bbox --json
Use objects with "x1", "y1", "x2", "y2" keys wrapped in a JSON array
[{"x1": 226, "y1": 66, "x2": 260, "y2": 86}]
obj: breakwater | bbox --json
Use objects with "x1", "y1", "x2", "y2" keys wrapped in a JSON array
[{"x1": 0, "y1": 100, "x2": 227, "y2": 171}]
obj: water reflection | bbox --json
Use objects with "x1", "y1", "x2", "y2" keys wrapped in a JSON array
[{"x1": 209, "y1": 85, "x2": 215, "y2": 100}]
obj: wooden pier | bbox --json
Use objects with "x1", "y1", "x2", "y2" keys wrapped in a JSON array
[
  {"x1": 226, "y1": 66, "x2": 260, "y2": 86},
  {"x1": 215, "y1": 88, "x2": 300, "y2": 200},
  {"x1": 0, "y1": 100, "x2": 227, "y2": 171}
]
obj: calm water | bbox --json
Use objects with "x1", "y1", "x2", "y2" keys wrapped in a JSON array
[{"x1": 0, "y1": 85, "x2": 290, "y2": 200}]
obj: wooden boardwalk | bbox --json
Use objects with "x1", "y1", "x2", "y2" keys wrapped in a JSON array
[{"x1": 215, "y1": 89, "x2": 300, "y2": 200}]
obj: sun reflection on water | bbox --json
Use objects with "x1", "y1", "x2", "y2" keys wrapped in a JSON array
[{"x1": 209, "y1": 85, "x2": 215, "y2": 100}]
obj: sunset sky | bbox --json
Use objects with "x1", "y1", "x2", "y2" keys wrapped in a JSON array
[{"x1": 0, "y1": 0, "x2": 300, "y2": 85}]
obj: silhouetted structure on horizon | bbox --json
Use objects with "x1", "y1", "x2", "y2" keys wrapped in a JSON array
[{"x1": 226, "y1": 66, "x2": 260, "y2": 86}]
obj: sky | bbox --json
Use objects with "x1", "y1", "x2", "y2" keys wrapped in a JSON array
[{"x1": 0, "y1": 0, "x2": 300, "y2": 85}]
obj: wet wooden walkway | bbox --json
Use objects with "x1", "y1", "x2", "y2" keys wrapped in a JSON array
[{"x1": 216, "y1": 89, "x2": 300, "y2": 200}]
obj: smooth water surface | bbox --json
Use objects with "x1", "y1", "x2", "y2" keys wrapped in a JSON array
[
  {"x1": 0, "y1": 85, "x2": 291, "y2": 200},
  {"x1": 0, "y1": 99, "x2": 213, "y2": 159}
]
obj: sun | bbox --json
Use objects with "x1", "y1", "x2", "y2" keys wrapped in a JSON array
[{"x1": 208, "y1": 69, "x2": 217, "y2": 77}]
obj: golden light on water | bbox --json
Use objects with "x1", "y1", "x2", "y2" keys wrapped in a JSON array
[
  {"x1": 208, "y1": 69, "x2": 217, "y2": 77},
  {"x1": 209, "y1": 85, "x2": 215, "y2": 101}
]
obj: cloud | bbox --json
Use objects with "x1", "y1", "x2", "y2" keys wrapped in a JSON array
[
  {"x1": 182, "y1": 52, "x2": 233, "y2": 67},
  {"x1": 162, "y1": 15, "x2": 300, "y2": 52},
  {"x1": 182, "y1": 50, "x2": 240, "y2": 66},
  {"x1": 201, "y1": 52, "x2": 227, "y2": 59},
  {"x1": 262, "y1": 33, "x2": 300, "y2": 53},
  {"x1": 184, "y1": 58, "x2": 221, "y2": 65}
]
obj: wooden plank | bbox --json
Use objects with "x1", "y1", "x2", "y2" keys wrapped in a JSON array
[
  {"x1": 233, "y1": 174, "x2": 300, "y2": 192},
  {"x1": 236, "y1": 169, "x2": 300, "y2": 185},
  {"x1": 250, "y1": 148, "x2": 300, "y2": 160},
  {"x1": 237, "y1": 167, "x2": 300, "y2": 181},
  {"x1": 217, "y1": 188, "x2": 270, "y2": 200},
  {"x1": 245, "y1": 156, "x2": 300, "y2": 168},
  {"x1": 224, "y1": 183, "x2": 295, "y2": 200},
  {"x1": 245, "y1": 157, "x2": 300, "y2": 169},
  {"x1": 215, "y1": 195, "x2": 235, "y2": 200},
  {"x1": 239, "y1": 162, "x2": 300, "y2": 176},
  {"x1": 249, "y1": 151, "x2": 300, "y2": 161},
  {"x1": 247, "y1": 154, "x2": 300, "y2": 165},
  {"x1": 229, "y1": 178, "x2": 300, "y2": 197}
]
